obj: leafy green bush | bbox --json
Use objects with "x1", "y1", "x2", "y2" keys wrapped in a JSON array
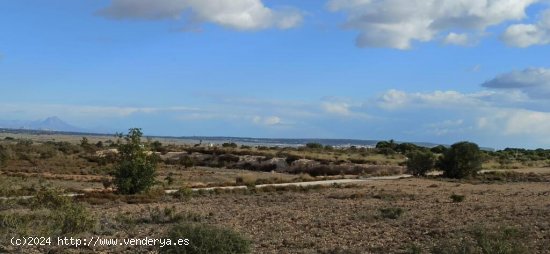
[
  {"x1": 406, "y1": 150, "x2": 435, "y2": 176},
  {"x1": 438, "y1": 142, "x2": 483, "y2": 179},
  {"x1": 160, "y1": 223, "x2": 250, "y2": 254},
  {"x1": 114, "y1": 128, "x2": 157, "y2": 194}
]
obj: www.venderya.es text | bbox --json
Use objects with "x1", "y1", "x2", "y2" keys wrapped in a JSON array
[{"x1": 11, "y1": 236, "x2": 189, "y2": 248}]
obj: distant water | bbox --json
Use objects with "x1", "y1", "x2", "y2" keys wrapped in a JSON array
[{"x1": 170, "y1": 136, "x2": 434, "y2": 148}]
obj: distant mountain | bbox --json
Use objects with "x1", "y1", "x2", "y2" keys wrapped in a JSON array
[{"x1": 0, "y1": 116, "x2": 82, "y2": 132}]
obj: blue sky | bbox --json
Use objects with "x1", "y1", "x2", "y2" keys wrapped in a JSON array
[{"x1": 1, "y1": 0, "x2": 550, "y2": 149}]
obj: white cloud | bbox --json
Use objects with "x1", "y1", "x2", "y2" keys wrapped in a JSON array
[
  {"x1": 425, "y1": 119, "x2": 466, "y2": 136},
  {"x1": 481, "y1": 67, "x2": 550, "y2": 99},
  {"x1": 0, "y1": 104, "x2": 201, "y2": 118},
  {"x1": 322, "y1": 102, "x2": 351, "y2": 116},
  {"x1": 98, "y1": 0, "x2": 302, "y2": 30},
  {"x1": 502, "y1": 10, "x2": 550, "y2": 47},
  {"x1": 373, "y1": 88, "x2": 550, "y2": 146},
  {"x1": 443, "y1": 33, "x2": 470, "y2": 46},
  {"x1": 327, "y1": 0, "x2": 537, "y2": 49},
  {"x1": 253, "y1": 116, "x2": 282, "y2": 126},
  {"x1": 377, "y1": 89, "x2": 492, "y2": 110},
  {"x1": 477, "y1": 109, "x2": 550, "y2": 139}
]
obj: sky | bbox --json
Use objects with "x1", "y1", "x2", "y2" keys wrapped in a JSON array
[{"x1": 1, "y1": 0, "x2": 550, "y2": 149}]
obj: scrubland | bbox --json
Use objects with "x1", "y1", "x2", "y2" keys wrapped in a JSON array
[{"x1": 0, "y1": 131, "x2": 549, "y2": 253}]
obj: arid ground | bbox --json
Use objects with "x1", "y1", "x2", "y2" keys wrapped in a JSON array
[{"x1": 1, "y1": 131, "x2": 549, "y2": 253}]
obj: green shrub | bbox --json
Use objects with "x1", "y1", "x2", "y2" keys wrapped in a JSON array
[
  {"x1": 114, "y1": 128, "x2": 157, "y2": 194},
  {"x1": 56, "y1": 202, "x2": 96, "y2": 234},
  {"x1": 173, "y1": 188, "x2": 194, "y2": 200},
  {"x1": 432, "y1": 226, "x2": 527, "y2": 254},
  {"x1": 406, "y1": 150, "x2": 435, "y2": 176},
  {"x1": 450, "y1": 194, "x2": 465, "y2": 203},
  {"x1": 32, "y1": 188, "x2": 70, "y2": 209},
  {"x1": 379, "y1": 207, "x2": 404, "y2": 219},
  {"x1": 160, "y1": 223, "x2": 251, "y2": 254},
  {"x1": 473, "y1": 227, "x2": 526, "y2": 254},
  {"x1": 0, "y1": 145, "x2": 8, "y2": 167},
  {"x1": 4, "y1": 188, "x2": 96, "y2": 236},
  {"x1": 222, "y1": 142, "x2": 238, "y2": 148},
  {"x1": 438, "y1": 142, "x2": 483, "y2": 179},
  {"x1": 178, "y1": 155, "x2": 195, "y2": 168},
  {"x1": 305, "y1": 143, "x2": 323, "y2": 149},
  {"x1": 430, "y1": 145, "x2": 448, "y2": 154}
]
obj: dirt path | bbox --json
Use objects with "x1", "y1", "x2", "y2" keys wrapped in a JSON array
[
  {"x1": 166, "y1": 174, "x2": 413, "y2": 193},
  {"x1": 1, "y1": 174, "x2": 413, "y2": 199}
]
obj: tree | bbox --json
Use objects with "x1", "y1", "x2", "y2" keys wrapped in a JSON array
[
  {"x1": 80, "y1": 137, "x2": 90, "y2": 148},
  {"x1": 406, "y1": 150, "x2": 435, "y2": 176},
  {"x1": 438, "y1": 141, "x2": 483, "y2": 179},
  {"x1": 150, "y1": 140, "x2": 163, "y2": 152},
  {"x1": 80, "y1": 137, "x2": 93, "y2": 152},
  {"x1": 376, "y1": 140, "x2": 398, "y2": 155},
  {"x1": 396, "y1": 143, "x2": 421, "y2": 154},
  {"x1": 430, "y1": 145, "x2": 447, "y2": 154},
  {"x1": 113, "y1": 128, "x2": 157, "y2": 194}
]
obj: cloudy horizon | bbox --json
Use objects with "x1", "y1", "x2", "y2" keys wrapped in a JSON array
[{"x1": 1, "y1": 0, "x2": 550, "y2": 149}]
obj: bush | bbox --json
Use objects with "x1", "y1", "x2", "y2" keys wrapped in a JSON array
[
  {"x1": 222, "y1": 142, "x2": 238, "y2": 148},
  {"x1": 56, "y1": 202, "x2": 96, "y2": 234},
  {"x1": 0, "y1": 145, "x2": 8, "y2": 167},
  {"x1": 450, "y1": 194, "x2": 465, "y2": 203},
  {"x1": 438, "y1": 142, "x2": 483, "y2": 179},
  {"x1": 173, "y1": 188, "x2": 194, "y2": 200},
  {"x1": 432, "y1": 226, "x2": 527, "y2": 254},
  {"x1": 177, "y1": 155, "x2": 195, "y2": 168},
  {"x1": 406, "y1": 150, "x2": 435, "y2": 176},
  {"x1": 431, "y1": 145, "x2": 448, "y2": 154},
  {"x1": 379, "y1": 207, "x2": 404, "y2": 219},
  {"x1": 150, "y1": 140, "x2": 164, "y2": 152},
  {"x1": 29, "y1": 188, "x2": 96, "y2": 235},
  {"x1": 305, "y1": 143, "x2": 323, "y2": 149},
  {"x1": 32, "y1": 188, "x2": 70, "y2": 210},
  {"x1": 114, "y1": 128, "x2": 157, "y2": 194},
  {"x1": 396, "y1": 143, "x2": 422, "y2": 154},
  {"x1": 160, "y1": 223, "x2": 251, "y2": 254}
]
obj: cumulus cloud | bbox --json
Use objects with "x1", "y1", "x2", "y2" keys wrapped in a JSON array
[
  {"x1": 373, "y1": 88, "x2": 550, "y2": 147},
  {"x1": 481, "y1": 68, "x2": 550, "y2": 99},
  {"x1": 502, "y1": 10, "x2": 550, "y2": 47},
  {"x1": 327, "y1": 0, "x2": 537, "y2": 49},
  {"x1": 97, "y1": 0, "x2": 302, "y2": 30},
  {"x1": 477, "y1": 109, "x2": 550, "y2": 138}
]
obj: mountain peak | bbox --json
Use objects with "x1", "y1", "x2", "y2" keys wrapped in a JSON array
[
  {"x1": 0, "y1": 117, "x2": 82, "y2": 132},
  {"x1": 34, "y1": 116, "x2": 80, "y2": 132},
  {"x1": 43, "y1": 116, "x2": 64, "y2": 124}
]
